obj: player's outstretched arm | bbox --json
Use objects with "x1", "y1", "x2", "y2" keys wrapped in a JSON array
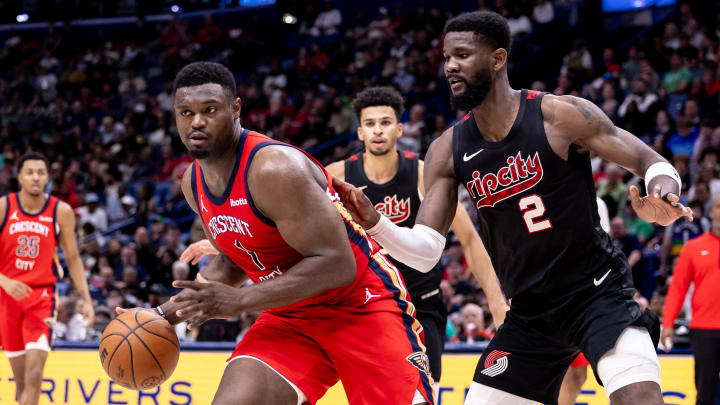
[
  {"x1": 544, "y1": 95, "x2": 692, "y2": 226},
  {"x1": 417, "y1": 159, "x2": 508, "y2": 327},
  {"x1": 57, "y1": 201, "x2": 94, "y2": 328},
  {"x1": 334, "y1": 130, "x2": 459, "y2": 272}
]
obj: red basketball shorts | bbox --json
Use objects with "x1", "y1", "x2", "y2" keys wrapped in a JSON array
[
  {"x1": 0, "y1": 285, "x2": 56, "y2": 356},
  {"x1": 229, "y1": 299, "x2": 434, "y2": 404},
  {"x1": 570, "y1": 353, "x2": 590, "y2": 367},
  {"x1": 229, "y1": 247, "x2": 439, "y2": 405}
]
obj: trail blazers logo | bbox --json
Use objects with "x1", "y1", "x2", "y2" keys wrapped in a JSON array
[
  {"x1": 406, "y1": 352, "x2": 432, "y2": 379},
  {"x1": 481, "y1": 350, "x2": 511, "y2": 377},
  {"x1": 465, "y1": 151, "x2": 543, "y2": 208},
  {"x1": 375, "y1": 195, "x2": 411, "y2": 224}
]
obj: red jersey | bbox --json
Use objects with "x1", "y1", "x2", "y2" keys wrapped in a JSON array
[
  {"x1": 192, "y1": 130, "x2": 400, "y2": 312},
  {"x1": 0, "y1": 193, "x2": 61, "y2": 287},
  {"x1": 663, "y1": 232, "x2": 720, "y2": 330}
]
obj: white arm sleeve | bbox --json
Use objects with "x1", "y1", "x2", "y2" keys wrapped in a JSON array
[{"x1": 366, "y1": 215, "x2": 446, "y2": 273}]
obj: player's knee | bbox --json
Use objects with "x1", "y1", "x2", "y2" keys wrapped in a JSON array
[
  {"x1": 23, "y1": 362, "x2": 45, "y2": 386},
  {"x1": 566, "y1": 366, "x2": 587, "y2": 389},
  {"x1": 597, "y1": 327, "x2": 660, "y2": 396},
  {"x1": 609, "y1": 381, "x2": 663, "y2": 405}
]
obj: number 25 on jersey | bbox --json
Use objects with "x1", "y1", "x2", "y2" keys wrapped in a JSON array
[
  {"x1": 17, "y1": 235, "x2": 40, "y2": 258},
  {"x1": 519, "y1": 195, "x2": 552, "y2": 233}
]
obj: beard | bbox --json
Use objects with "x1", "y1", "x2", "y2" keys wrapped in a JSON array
[
  {"x1": 450, "y1": 69, "x2": 493, "y2": 111},
  {"x1": 189, "y1": 149, "x2": 210, "y2": 159}
]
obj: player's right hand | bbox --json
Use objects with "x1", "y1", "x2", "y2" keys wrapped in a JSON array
[
  {"x1": 331, "y1": 176, "x2": 381, "y2": 230},
  {"x1": 180, "y1": 239, "x2": 219, "y2": 265},
  {"x1": 489, "y1": 301, "x2": 510, "y2": 328},
  {"x1": 659, "y1": 327, "x2": 674, "y2": 352},
  {"x1": 1, "y1": 278, "x2": 32, "y2": 301},
  {"x1": 629, "y1": 184, "x2": 693, "y2": 226}
]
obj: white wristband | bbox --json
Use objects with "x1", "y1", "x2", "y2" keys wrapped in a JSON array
[
  {"x1": 644, "y1": 162, "x2": 681, "y2": 195},
  {"x1": 366, "y1": 215, "x2": 446, "y2": 273}
]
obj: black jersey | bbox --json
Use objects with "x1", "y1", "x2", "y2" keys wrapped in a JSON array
[
  {"x1": 452, "y1": 89, "x2": 616, "y2": 298},
  {"x1": 345, "y1": 151, "x2": 443, "y2": 302}
]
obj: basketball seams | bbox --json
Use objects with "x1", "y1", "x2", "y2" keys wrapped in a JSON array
[
  {"x1": 102, "y1": 310, "x2": 175, "y2": 389},
  {"x1": 99, "y1": 333, "x2": 127, "y2": 344},
  {"x1": 103, "y1": 336, "x2": 126, "y2": 375},
  {"x1": 136, "y1": 323, "x2": 180, "y2": 350},
  {"x1": 132, "y1": 310, "x2": 167, "y2": 380},
  {"x1": 126, "y1": 338, "x2": 138, "y2": 389},
  {"x1": 103, "y1": 317, "x2": 145, "y2": 375}
]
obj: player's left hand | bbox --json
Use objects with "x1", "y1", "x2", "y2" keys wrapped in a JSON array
[
  {"x1": 170, "y1": 280, "x2": 243, "y2": 330},
  {"x1": 629, "y1": 185, "x2": 693, "y2": 226},
  {"x1": 180, "y1": 239, "x2": 219, "y2": 265},
  {"x1": 79, "y1": 299, "x2": 95, "y2": 328}
]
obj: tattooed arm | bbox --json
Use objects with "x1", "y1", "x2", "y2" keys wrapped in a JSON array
[{"x1": 542, "y1": 94, "x2": 692, "y2": 225}]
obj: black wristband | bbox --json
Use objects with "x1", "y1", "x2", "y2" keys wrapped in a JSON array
[{"x1": 155, "y1": 306, "x2": 168, "y2": 320}]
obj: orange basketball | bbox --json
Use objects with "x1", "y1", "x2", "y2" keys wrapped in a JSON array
[{"x1": 99, "y1": 308, "x2": 180, "y2": 390}]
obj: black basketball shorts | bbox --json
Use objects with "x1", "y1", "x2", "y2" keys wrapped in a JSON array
[{"x1": 471, "y1": 265, "x2": 660, "y2": 404}]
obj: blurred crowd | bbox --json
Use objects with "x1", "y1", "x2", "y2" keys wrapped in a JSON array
[{"x1": 0, "y1": 0, "x2": 718, "y2": 345}]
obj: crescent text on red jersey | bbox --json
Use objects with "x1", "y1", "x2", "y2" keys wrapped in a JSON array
[
  {"x1": 207, "y1": 214, "x2": 253, "y2": 240},
  {"x1": 8, "y1": 221, "x2": 51, "y2": 238}
]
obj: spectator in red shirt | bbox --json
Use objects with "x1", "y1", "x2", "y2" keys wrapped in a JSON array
[{"x1": 661, "y1": 195, "x2": 720, "y2": 405}]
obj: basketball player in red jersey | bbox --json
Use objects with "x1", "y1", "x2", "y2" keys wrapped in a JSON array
[
  {"x1": 130, "y1": 62, "x2": 434, "y2": 405},
  {"x1": 0, "y1": 152, "x2": 94, "y2": 405}
]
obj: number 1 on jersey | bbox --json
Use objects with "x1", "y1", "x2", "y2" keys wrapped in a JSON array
[
  {"x1": 519, "y1": 194, "x2": 552, "y2": 233},
  {"x1": 234, "y1": 240, "x2": 265, "y2": 270}
]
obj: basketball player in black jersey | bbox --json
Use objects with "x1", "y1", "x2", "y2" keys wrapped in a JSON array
[
  {"x1": 325, "y1": 86, "x2": 509, "y2": 393},
  {"x1": 334, "y1": 11, "x2": 693, "y2": 405}
]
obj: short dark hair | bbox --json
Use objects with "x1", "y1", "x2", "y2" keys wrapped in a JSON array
[
  {"x1": 17, "y1": 152, "x2": 49, "y2": 172},
  {"x1": 173, "y1": 61, "x2": 237, "y2": 99},
  {"x1": 444, "y1": 11, "x2": 512, "y2": 54},
  {"x1": 352, "y1": 86, "x2": 405, "y2": 121}
]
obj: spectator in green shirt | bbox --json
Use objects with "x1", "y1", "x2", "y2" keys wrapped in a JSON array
[{"x1": 662, "y1": 52, "x2": 692, "y2": 94}]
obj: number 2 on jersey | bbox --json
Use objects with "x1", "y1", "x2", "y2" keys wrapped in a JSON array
[
  {"x1": 234, "y1": 240, "x2": 265, "y2": 270},
  {"x1": 17, "y1": 235, "x2": 40, "y2": 258},
  {"x1": 519, "y1": 194, "x2": 552, "y2": 233}
]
